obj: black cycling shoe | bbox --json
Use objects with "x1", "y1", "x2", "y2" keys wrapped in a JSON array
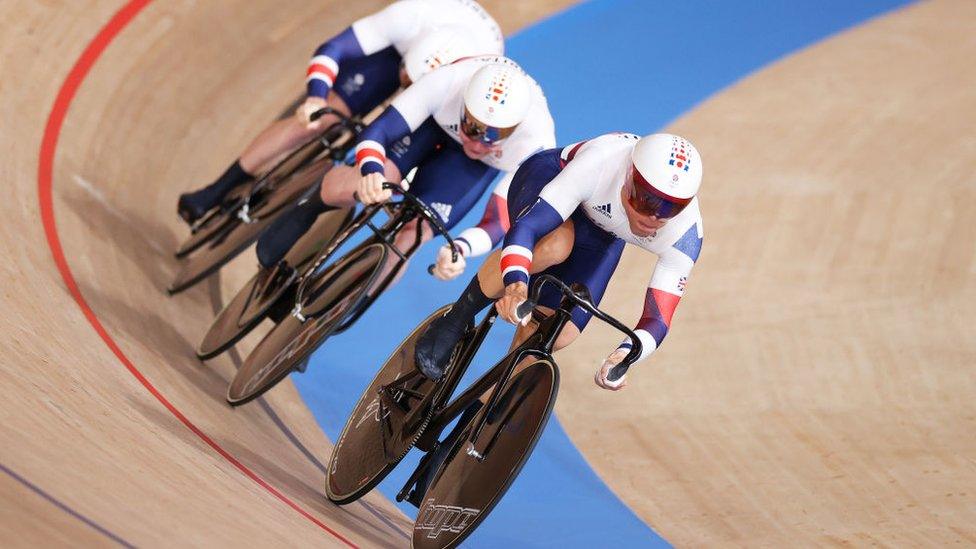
[
  {"x1": 413, "y1": 314, "x2": 465, "y2": 382},
  {"x1": 177, "y1": 190, "x2": 213, "y2": 226}
]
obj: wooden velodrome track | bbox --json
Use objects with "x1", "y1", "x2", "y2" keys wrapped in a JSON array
[{"x1": 1, "y1": 0, "x2": 974, "y2": 547}]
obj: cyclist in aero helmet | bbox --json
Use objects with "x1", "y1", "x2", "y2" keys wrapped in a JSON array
[
  {"x1": 176, "y1": 0, "x2": 503, "y2": 225},
  {"x1": 247, "y1": 54, "x2": 555, "y2": 298},
  {"x1": 415, "y1": 132, "x2": 704, "y2": 390}
]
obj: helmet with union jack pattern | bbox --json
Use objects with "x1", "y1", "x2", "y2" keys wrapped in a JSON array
[
  {"x1": 628, "y1": 133, "x2": 703, "y2": 218},
  {"x1": 461, "y1": 61, "x2": 532, "y2": 143}
]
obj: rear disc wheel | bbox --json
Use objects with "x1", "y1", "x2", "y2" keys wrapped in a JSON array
[
  {"x1": 412, "y1": 360, "x2": 559, "y2": 549},
  {"x1": 226, "y1": 243, "x2": 386, "y2": 405},
  {"x1": 325, "y1": 305, "x2": 455, "y2": 504}
]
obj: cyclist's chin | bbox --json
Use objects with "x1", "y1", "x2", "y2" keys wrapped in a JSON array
[
  {"x1": 628, "y1": 215, "x2": 664, "y2": 238},
  {"x1": 462, "y1": 142, "x2": 490, "y2": 159}
]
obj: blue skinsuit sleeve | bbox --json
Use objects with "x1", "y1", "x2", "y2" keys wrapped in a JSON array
[
  {"x1": 355, "y1": 107, "x2": 412, "y2": 176},
  {"x1": 306, "y1": 27, "x2": 365, "y2": 98},
  {"x1": 500, "y1": 198, "x2": 565, "y2": 286}
]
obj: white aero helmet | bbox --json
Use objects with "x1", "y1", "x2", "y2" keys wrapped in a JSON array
[
  {"x1": 460, "y1": 61, "x2": 532, "y2": 144},
  {"x1": 402, "y1": 28, "x2": 471, "y2": 84},
  {"x1": 628, "y1": 133, "x2": 703, "y2": 218}
]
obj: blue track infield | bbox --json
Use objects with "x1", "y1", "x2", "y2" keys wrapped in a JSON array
[{"x1": 295, "y1": 0, "x2": 912, "y2": 546}]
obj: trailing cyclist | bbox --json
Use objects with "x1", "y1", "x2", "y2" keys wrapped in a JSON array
[
  {"x1": 177, "y1": 0, "x2": 504, "y2": 225},
  {"x1": 414, "y1": 132, "x2": 705, "y2": 390}
]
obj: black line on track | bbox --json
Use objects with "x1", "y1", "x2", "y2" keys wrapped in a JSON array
[
  {"x1": 204, "y1": 274, "x2": 410, "y2": 539},
  {"x1": 0, "y1": 462, "x2": 135, "y2": 548}
]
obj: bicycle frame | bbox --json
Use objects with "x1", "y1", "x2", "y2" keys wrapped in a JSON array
[
  {"x1": 414, "y1": 303, "x2": 574, "y2": 461},
  {"x1": 239, "y1": 115, "x2": 361, "y2": 224}
]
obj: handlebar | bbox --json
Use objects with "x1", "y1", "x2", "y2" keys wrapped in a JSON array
[
  {"x1": 354, "y1": 182, "x2": 459, "y2": 265},
  {"x1": 309, "y1": 106, "x2": 348, "y2": 125},
  {"x1": 515, "y1": 274, "x2": 642, "y2": 382}
]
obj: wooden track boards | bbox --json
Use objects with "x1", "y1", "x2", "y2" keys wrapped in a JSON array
[
  {"x1": 0, "y1": 0, "x2": 574, "y2": 545},
  {"x1": 555, "y1": 1, "x2": 976, "y2": 545}
]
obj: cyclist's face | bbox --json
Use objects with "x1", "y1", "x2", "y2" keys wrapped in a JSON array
[
  {"x1": 621, "y1": 175, "x2": 668, "y2": 237},
  {"x1": 459, "y1": 128, "x2": 495, "y2": 159}
]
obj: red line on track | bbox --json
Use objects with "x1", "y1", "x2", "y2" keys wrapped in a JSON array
[{"x1": 36, "y1": 2, "x2": 357, "y2": 546}]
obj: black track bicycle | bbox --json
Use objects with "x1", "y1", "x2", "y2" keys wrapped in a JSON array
[
  {"x1": 223, "y1": 183, "x2": 460, "y2": 406},
  {"x1": 325, "y1": 274, "x2": 641, "y2": 548},
  {"x1": 167, "y1": 107, "x2": 366, "y2": 294}
]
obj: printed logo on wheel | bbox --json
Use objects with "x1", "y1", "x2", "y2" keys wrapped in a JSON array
[
  {"x1": 416, "y1": 499, "x2": 481, "y2": 539},
  {"x1": 354, "y1": 396, "x2": 391, "y2": 429}
]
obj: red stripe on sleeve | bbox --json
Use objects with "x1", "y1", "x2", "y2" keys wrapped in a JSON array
[
  {"x1": 650, "y1": 288, "x2": 681, "y2": 326},
  {"x1": 306, "y1": 63, "x2": 337, "y2": 82},
  {"x1": 500, "y1": 253, "x2": 532, "y2": 272},
  {"x1": 355, "y1": 148, "x2": 385, "y2": 165}
]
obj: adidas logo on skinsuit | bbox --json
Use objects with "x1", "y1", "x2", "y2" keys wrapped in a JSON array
[
  {"x1": 431, "y1": 202, "x2": 453, "y2": 223},
  {"x1": 592, "y1": 203, "x2": 612, "y2": 218}
]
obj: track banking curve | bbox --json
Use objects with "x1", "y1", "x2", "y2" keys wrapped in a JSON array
[
  {"x1": 3, "y1": 0, "x2": 975, "y2": 546},
  {"x1": 294, "y1": 0, "x2": 976, "y2": 547},
  {"x1": 4, "y1": 0, "x2": 571, "y2": 546},
  {"x1": 36, "y1": 2, "x2": 359, "y2": 545}
]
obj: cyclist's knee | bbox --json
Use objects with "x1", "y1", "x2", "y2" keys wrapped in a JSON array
[
  {"x1": 553, "y1": 321, "x2": 581, "y2": 351},
  {"x1": 532, "y1": 220, "x2": 574, "y2": 272},
  {"x1": 394, "y1": 219, "x2": 434, "y2": 250},
  {"x1": 319, "y1": 165, "x2": 356, "y2": 205}
]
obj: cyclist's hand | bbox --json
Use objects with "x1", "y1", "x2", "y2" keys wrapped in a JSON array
[
  {"x1": 496, "y1": 282, "x2": 529, "y2": 325},
  {"x1": 296, "y1": 97, "x2": 327, "y2": 130},
  {"x1": 594, "y1": 348, "x2": 629, "y2": 391},
  {"x1": 357, "y1": 173, "x2": 390, "y2": 204},
  {"x1": 432, "y1": 245, "x2": 466, "y2": 281}
]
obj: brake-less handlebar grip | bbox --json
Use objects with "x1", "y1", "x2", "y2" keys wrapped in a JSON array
[
  {"x1": 515, "y1": 299, "x2": 536, "y2": 322},
  {"x1": 310, "y1": 108, "x2": 328, "y2": 122},
  {"x1": 607, "y1": 363, "x2": 629, "y2": 382}
]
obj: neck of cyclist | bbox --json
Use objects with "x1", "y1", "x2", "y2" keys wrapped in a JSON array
[
  {"x1": 620, "y1": 183, "x2": 668, "y2": 238},
  {"x1": 459, "y1": 129, "x2": 499, "y2": 159}
]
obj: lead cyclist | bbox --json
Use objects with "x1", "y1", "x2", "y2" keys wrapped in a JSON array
[
  {"x1": 177, "y1": 0, "x2": 504, "y2": 225},
  {"x1": 415, "y1": 132, "x2": 705, "y2": 390}
]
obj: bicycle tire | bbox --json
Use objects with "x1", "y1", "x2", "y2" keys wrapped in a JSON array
[
  {"x1": 195, "y1": 208, "x2": 352, "y2": 359},
  {"x1": 412, "y1": 359, "x2": 560, "y2": 549},
  {"x1": 226, "y1": 243, "x2": 386, "y2": 406},
  {"x1": 325, "y1": 304, "x2": 455, "y2": 505}
]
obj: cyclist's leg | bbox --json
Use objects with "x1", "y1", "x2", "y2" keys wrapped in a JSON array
[
  {"x1": 238, "y1": 92, "x2": 349, "y2": 176},
  {"x1": 512, "y1": 214, "x2": 626, "y2": 350},
  {"x1": 254, "y1": 150, "x2": 407, "y2": 270},
  {"x1": 180, "y1": 48, "x2": 402, "y2": 224},
  {"x1": 474, "y1": 221, "x2": 574, "y2": 299},
  {"x1": 254, "y1": 117, "x2": 441, "y2": 271},
  {"x1": 414, "y1": 149, "x2": 566, "y2": 379}
]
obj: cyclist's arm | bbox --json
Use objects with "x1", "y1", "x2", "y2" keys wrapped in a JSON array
[
  {"x1": 498, "y1": 161, "x2": 594, "y2": 286},
  {"x1": 306, "y1": 2, "x2": 422, "y2": 98},
  {"x1": 454, "y1": 172, "x2": 512, "y2": 257},
  {"x1": 353, "y1": 67, "x2": 455, "y2": 176},
  {"x1": 617, "y1": 224, "x2": 702, "y2": 362}
]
